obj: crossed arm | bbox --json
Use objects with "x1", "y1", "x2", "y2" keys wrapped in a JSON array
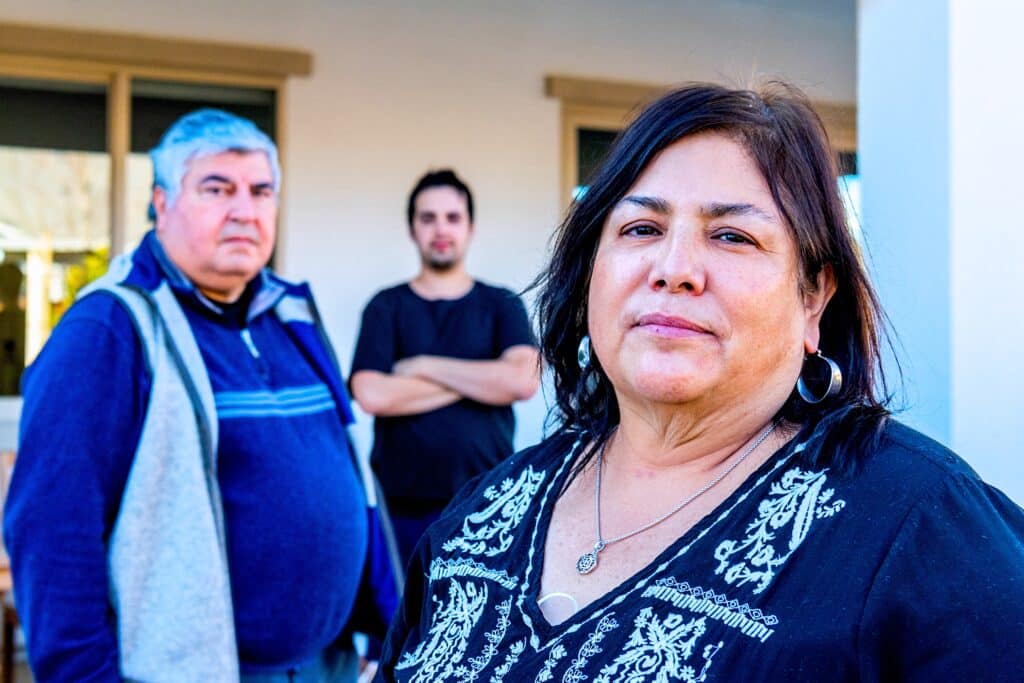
[{"x1": 350, "y1": 345, "x2": 540, "y2": 417}]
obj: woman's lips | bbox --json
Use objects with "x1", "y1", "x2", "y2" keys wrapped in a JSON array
[{"x1": 635, "y1": 313, "x2": 711, "y2": 338}]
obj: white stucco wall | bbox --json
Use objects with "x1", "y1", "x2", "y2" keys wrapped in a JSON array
[
  {"x1": 2, "y1": 0, "x2": 856, "y2": 452},
  {"x1": 860, "y1": 0, "x2": 1024, "y2": 502},
  {"x1": 948, "y1": 1, "x2": 1024, "y2": 500},
  {"x1": 858, "y1": 0, "x2": 951, "y2": 442}
]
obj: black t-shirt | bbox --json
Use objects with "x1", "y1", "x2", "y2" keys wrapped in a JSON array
[{"x1": 350, "y1": 282, "x2": 535, "y2": 505}]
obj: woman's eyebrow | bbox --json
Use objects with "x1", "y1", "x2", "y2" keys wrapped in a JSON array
[
  {"x1": 618, "y1": 195, "x2": 671, "y2": 214},
  {"x1": 701, "y1": 201, "x2": 777, "y2": 223}
]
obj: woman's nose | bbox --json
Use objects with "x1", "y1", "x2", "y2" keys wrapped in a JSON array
[{"x1": 648, "y1": 230, "x2": 706, "y2": 294}]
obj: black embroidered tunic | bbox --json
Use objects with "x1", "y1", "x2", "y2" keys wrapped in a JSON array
[{"x1": 378, "y1": 421, "x2": 1024, "y2": 682}]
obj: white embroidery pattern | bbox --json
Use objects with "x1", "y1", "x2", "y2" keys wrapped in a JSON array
[
  {"x1": 563, "y1": 614, "x2": 619, "y2": 683},
  {"x1": 443, "y1": 466, "x2": 546, "y2": 556},
  {"x1": 455, "y1": 598, "x2": 513, "y2": 682},
  {"x1": 489, "y1": 639, "x2": 525, "y2": 683},
  {"x1": 534, "y1": 643, "x2": 568, "y2": 683},
  {"x1": 643, "y1": 578, "x2": 778, "y2": 643},
  {"x1": 594, "y1": 608, "x2": 721, "y2": 683},
  {"x1": 396, "y1": 581, "x2": 489, "y2": 682},
  {"x1": 714, "y1": 467, "x2": 846, "y2": 594},
  {"x1": 430, "y1": 557, "x2": 519, "y2": 590}
]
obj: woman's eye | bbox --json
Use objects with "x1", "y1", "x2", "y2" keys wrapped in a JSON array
[
  {"x1": 713, "y1": 230, "x2": 753, "y2": 245},
  {"x1": 623, "y1": 223, "x2": 661, "y2": 237}
]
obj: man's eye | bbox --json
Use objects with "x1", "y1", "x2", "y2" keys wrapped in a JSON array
[{"x1": 202, "y1": 185, "x2": 227, "y2": 196}]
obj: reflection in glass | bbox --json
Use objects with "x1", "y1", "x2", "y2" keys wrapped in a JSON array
[
  {"x1": 126, "y1": 153, "x2": 154, "y2": 253},
  {"x1": 0, "y1": 147, "x2": 111, "y2": 384},
  {"x1": 839, "y1": 174, "x2": 863, "y2": 244},
  {"x1": 0, "y1": 77, "x2": 111, "y2": 391}
]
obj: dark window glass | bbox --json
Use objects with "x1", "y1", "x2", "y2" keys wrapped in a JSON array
[
  {"x1": 130, "y1": 80, "x2": 276, "y2": 153},
  {"x1": 0, "y1": 78, "x2": 106, "y2": 152},
  {"x1": 577, "y1": 128, "x2": 619, "y2": 189},
  {"x1": 837, "y1": 151, "x2": 858, "y2": 176}
]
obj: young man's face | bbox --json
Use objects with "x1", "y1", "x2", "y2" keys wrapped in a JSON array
[
  {"x1": 154, "y1": 150, "x2": 277, "y2": 302},
  {"x1": 410, "y1": 186, "x2": 473, "y2": 271}
]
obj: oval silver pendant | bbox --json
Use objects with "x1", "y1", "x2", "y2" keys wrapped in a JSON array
[{"x1": 576, "y1": 550, "x2": 598, "y2": 575}]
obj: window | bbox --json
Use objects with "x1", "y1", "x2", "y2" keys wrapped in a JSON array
[
  {"x1": 0, "y1": 77, "x2": 111, "y2": 392},
  {"x1": 0, "y1": 21, "x2": 308, "y2": 399},
  {"x1": 574, "y1": 127, "x2": 619, "y2": 199}
]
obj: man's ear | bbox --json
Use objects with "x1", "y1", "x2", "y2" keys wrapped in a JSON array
[
  {"x1": 152, "y1": 187, "x2": 168, "y2": 231},
  {"x1": 803, "y1": 265, "x2": 837, "y2": 354}
]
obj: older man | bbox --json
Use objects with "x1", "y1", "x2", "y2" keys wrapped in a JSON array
[{"x1": 4, "y1": 110, "x2": 396, "y2": 682}]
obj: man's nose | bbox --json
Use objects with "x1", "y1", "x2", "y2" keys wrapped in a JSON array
[{"x1": 227, "y1": 191, "x2": 258, "y2": 221}]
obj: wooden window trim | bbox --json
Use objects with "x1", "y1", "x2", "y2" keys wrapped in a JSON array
[{"x1": 0, "y1": 21, "x2": 311, "y2": 78}]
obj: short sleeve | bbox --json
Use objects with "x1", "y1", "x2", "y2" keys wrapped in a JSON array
[
  {"x1": 351, "y1": 292, "x2": 397, "y2": 376},
  {"x1": 858, "y1": 473, "x2": 1024, "y2": 681},
  {"x1": 492, "y1": 288, "x2": 535, "y2": 354}
]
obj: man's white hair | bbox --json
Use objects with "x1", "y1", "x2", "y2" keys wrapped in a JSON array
[{"x1": 148, "y1": 108, "x2": 280, "y2": 218}]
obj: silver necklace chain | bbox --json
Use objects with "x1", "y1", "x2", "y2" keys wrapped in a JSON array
[{"x1": 575, "y1": 420, "x2": 779, "y2": 575}]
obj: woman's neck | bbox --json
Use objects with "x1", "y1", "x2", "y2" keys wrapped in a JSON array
[{"x1": 609, "y1": 396, "x2": 791, "y2": 477}]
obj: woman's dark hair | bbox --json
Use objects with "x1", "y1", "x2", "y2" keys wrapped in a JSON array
[{"x1": 534, "y1": 81, "x2": 897, "y2": 472}]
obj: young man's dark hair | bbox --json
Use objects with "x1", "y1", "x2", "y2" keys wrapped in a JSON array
[{"x1": 406, "y1": 169, "x2": 475, "y2": 228}]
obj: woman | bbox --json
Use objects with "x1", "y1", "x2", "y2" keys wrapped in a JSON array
[{"x1": 377, "y1": 83, "x2": 1024, "y2": 681}]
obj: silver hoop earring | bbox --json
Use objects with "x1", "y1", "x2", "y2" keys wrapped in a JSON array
[
  {"x1": 796, "y1": 350, "x2": 842, "y2": 404},
  {"x1": 577, "y1": 335, "x2": 591, "y2": 370}
]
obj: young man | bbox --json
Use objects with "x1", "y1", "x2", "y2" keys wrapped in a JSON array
[
  {"x1": 350, "y1": 169, "x2": 540, "y2": 563},
  {"x1": 4, "y1": 110, "x2": 396, "y2": 682}
]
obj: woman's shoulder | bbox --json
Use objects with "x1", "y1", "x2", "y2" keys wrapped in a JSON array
[
  {"x1": 866, "y1": 419, "x2": 985, "y2": 486},
  {"x1": 851, "y1": 421, "x2": 1024, "y2": 677},
  {"x1": 855, "y1": 418, "x2": 1022, "y2": 521}
]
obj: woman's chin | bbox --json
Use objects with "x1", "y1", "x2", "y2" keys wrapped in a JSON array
[{"x1": 622, "y1": 371, "x2": 715, "y2": 406}]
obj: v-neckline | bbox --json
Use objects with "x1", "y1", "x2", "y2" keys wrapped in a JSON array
[{"x1": 515, "y1": 433, "x2": 803, "y2": 648}]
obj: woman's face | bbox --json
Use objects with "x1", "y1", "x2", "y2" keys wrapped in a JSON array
[{"x1": 587, "y1": 132, "x2": 832, "y2": 414}]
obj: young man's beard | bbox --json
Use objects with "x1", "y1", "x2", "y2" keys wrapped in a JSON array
[{"x1": 424, "y1": 253, "x2": 458, "y2": 272}]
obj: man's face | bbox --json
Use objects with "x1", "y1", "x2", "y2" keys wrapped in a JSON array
[
  {"x1": 154, "y1": 150, "x2": 277, "y2": 302},
  {"x1": 410, "y1": 186, "x2": 473, "y2": 271}
]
